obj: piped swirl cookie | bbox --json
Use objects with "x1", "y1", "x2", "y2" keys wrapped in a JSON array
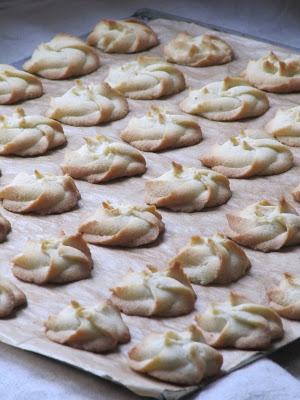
[
  {"x1": 0, "y1": 213, "x2": 11, "y2": 242},
  {"x1": 164, "y1": 33, "x2": 233, "y2": 67},
  {"x1": 0, "y1": 170, "x2": 80, "y2": 215},
  {"x1": 87, "y1": 19, "x2": 158, "y2": 53},
  {"x1": 201, "y1": 129, "x2": 293, "y2": 178},
  {"x1": 45, "y1": 300, "x2": 130, "y2": 352},
  {"x1": 105, "y1": 56, "x2": 186, "y2": 99},
  {"x1": 226, "y1": 198, "x2": 300, "y2": 252},
  {"x1": 47, "y1": 80, "x2": 128, "y2": 126},
  {"x1": 78, "y1": 201, "x2": 164, "y2": 247},
  {"x1": 268, "y1": 273, "x2": 300, "y2": 320},
  {"x1": 120, "y1": 106, "x2": 202, "y2": 152},
  {"x1": 0, "y1": 64, "x2": 43, "y2": 105},
  {"x1": 128, "y1": 324, "x2": 223, "y2": 385},
  {"x1": 0, "y1": 108, "x2": 66, "y2": 156},
  {"x1": 170, "y1": 233, "x2": 250, "y2": 285},
  {"x1": 111, "y1": 263, "x2": 196, "y2": 317},
  {"x1": 244, "y1": 52, "x2": 300, "y2": 93},
  {"x1": 195, "y1": 292, "x2": 283, "y2": 349},
  {"x1": 61, "y1": 134, "x2": 146, "y2": 183},
  {"x1": 180, "y1": 76, "x2": 269, "y2": 121},
  {"x1": 144, "y1": 162, "x2": 231, "y2": 212},
  {"x1": 265, "y1": 106, "x2": 300, "y2": 146},
  {"x1": 23, "y1": 33, "x2": 100, "y2": 80},
  {"x1": 0, "y1": 279, "x2": 27, "y2": 318},
  {"x1": 12, "y1": 233, "x2": 93, "y2": 285}
]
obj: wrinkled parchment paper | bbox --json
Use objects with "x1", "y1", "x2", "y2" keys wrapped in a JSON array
[{"x1": 1, "y1": 17, "x2": 300, "y2": 400}]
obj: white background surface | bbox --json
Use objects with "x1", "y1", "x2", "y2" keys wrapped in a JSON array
[{"x1": 0, "y1": 1, "x2": 300, "y2": 399}]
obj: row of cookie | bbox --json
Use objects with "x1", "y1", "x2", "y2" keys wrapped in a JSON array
[
  {"x1": 0, "y1": 60, "x2": 268, "y2": 120},
  {"x1": 1, "y1": 105, "x2": 300, "y2": 181},
  {"x1": 0, "y1": 55, "x2": 185, "y2": 105},
  {"x1": 1, "y1": 200, "x2": 297, "y2": 287},
  {"x1": 1, "y1": 59, "x2": 296, "y2": 130},
  {"x1": 86, "y1": 19, "x2": 300, "y2": 94},
  {"x1": 0, "y1": 63, "x2": 288, "y2": 144},
  {"x1": 18, "y1": 18, "x2": 300, "y2": 95},
  {"x1": 1, "y1": 182, "x2": 300, "y2": 252},
  {"x1": 13, "y1": 23, "x2": 232, "y2": 81},
  {"x1": 3, "y1": 223, "x2": 298, "y2": 318},
  {"x1": 22, "y1": 21, "x2": 233, "y2": 76},
  {"x1": 0, "y1": 157, "x2": 262, "y2": 235},
  {"x1": 3, "y1": 275, "x2": 298, "y2": 386},
  {"x1": 7, "y1": 230, "x2": 246, "y2": 287},
  {"x1": 14, "y1": 231, "x2": 297, "y2": 326}
]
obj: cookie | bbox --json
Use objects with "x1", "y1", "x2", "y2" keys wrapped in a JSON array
[
  {"x1": 201, "y1": 129, "x2": 293, "y2": 178},
  {"x1": 144, "y1": 161, "x2": 231, "y2": 212},
  {"x1": 180, "y1": 76, "x2": 269, "y2": 121},
  {"x1": 13, "y1": 232, "x2": 93, "y2": 285},
  {"x1": 0, "y1": 64, "x2": 43, "y2": 104},
  {"x1": 120, "y1": 106, "x2": 202, "y2": 152},
  {"x1": 0, "y1": 107, "x2": 66, "y2": 156},
  {"x1": 170, "y1": 233, "x2": 250, "y2": 285},
  {"x1": 226, "y1": 198, "x2": 300, "y2": 252},
  {"x1": 61, "y1": 134, "x2": 146, "y2": 183},
  {"x1": 128, "y1": 324, "x2": 223, "y2": 385},
  {"x1": 244, "y1": 52, "x2": 300, "y2": 93},
  {"x1": 111, "y1": 263, "x2": 196, "y2": 317},
  {"x1": 0, "y1": 170, "x2": 80, "y2": 215},
  {"x1": 195, "y1": 292, "x2": 283, "y2": 349},
  {"x1": 105, "y1": 56, "x2": 186, "y2": 99},
  {"x1": 78, "y1": 201, "x2": 164, "y2": 247},
  {"x1": 45, "y1": 300, "x2": 130, "y2": 352},
  {"x1": 87, "y1": 19, "x2": 158, "y2": 53},
  {"x1": 47, "y1": 80, "x2": 128, "y2": 126},
  {"x1": 164, "y1": 32, "x2": 233, "y2": 67}
]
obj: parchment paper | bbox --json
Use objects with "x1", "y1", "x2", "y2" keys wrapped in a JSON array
[{"x1": 0, "y1": 17, "x2": 300, "y2": 400}]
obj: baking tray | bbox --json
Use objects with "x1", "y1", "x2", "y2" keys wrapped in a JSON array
[{"x1": 1, "y1": 8, "x2": 300, "y2": 400}]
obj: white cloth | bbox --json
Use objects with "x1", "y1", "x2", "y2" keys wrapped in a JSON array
[{"x1": 0, "y1": 1, "x2": 299, "y2": 399}]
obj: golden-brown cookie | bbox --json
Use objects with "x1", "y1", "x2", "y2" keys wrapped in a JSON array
[
  {"x1": 0, "y1": 64, "x2": 43, "y2": 105},
  {"x1": 195, "y1": 292, "x2": 283, "y2": 349},
  {"x1": 45, "y1": 300, "x2": 130, "y2": 352},
  {"x1": 268, "y1": 273, "x2": 300, "y2": 320},
  {"x1": 201, "y1": 129, "x2": 293, "y2": 178},
  {"x1": 23, "y1": 33, "x2": 100, "y2": 79},
  {"x1": 0, "y1": 213, "x2": 11, "y2": 242},
  {"x1": 128, "y1": 324, "x2": 223, "y2": 385},
  {"x1": 87, "y1": 19, "x2": 158, "y2": 53},
  {"x1": 164, "y1": 32, "x2": 233, "y2": 67},
  {"x1": 244, "y1": 52, "x2": 300, "y2": 93},
  {"x1": 0, "y1": 279, "x2": 27, "y2": 318},
  {"x1": 120, "y1": 106, "x2": 202, "y2": 152},
  {"x1": 111, "y1": 263, "x2": 196, "y2": 317},
  {"x1": 78, "y1": 201, "x2": 164, "y2": 247},
  {"x1": 0, "y1": 108, "x2": 66, "y2": 156},
  {"x1": 105, "y1": 56, "x2": 186, "y2": 99},
  {"x1": 170, "y1": 233, "x2": 250, "y2": 285},
  {"x1": 47, "y1": 80, "x2": 128, "y2": 126},
  {"x1": 226, "y1": 198, "x2": 300, "y2": 252},
  {"x1": 265, "y1": 106, "x2": 300, "y2": 146},
  {"x1": 12, "y1": 232, "x2": 93, "y2": 285},
  {"x1": 0, "y1": 170, "x2": 80, "y2": 215},
  {"x1": 180, "y1": 76, "x2": 269, "y2": 121},
  {"x1": 61, "y1": 134, "x2": 146, "y2": 183},
  {"x1": 144, "y1": 161, "x2": 231, "y2": 212}
]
